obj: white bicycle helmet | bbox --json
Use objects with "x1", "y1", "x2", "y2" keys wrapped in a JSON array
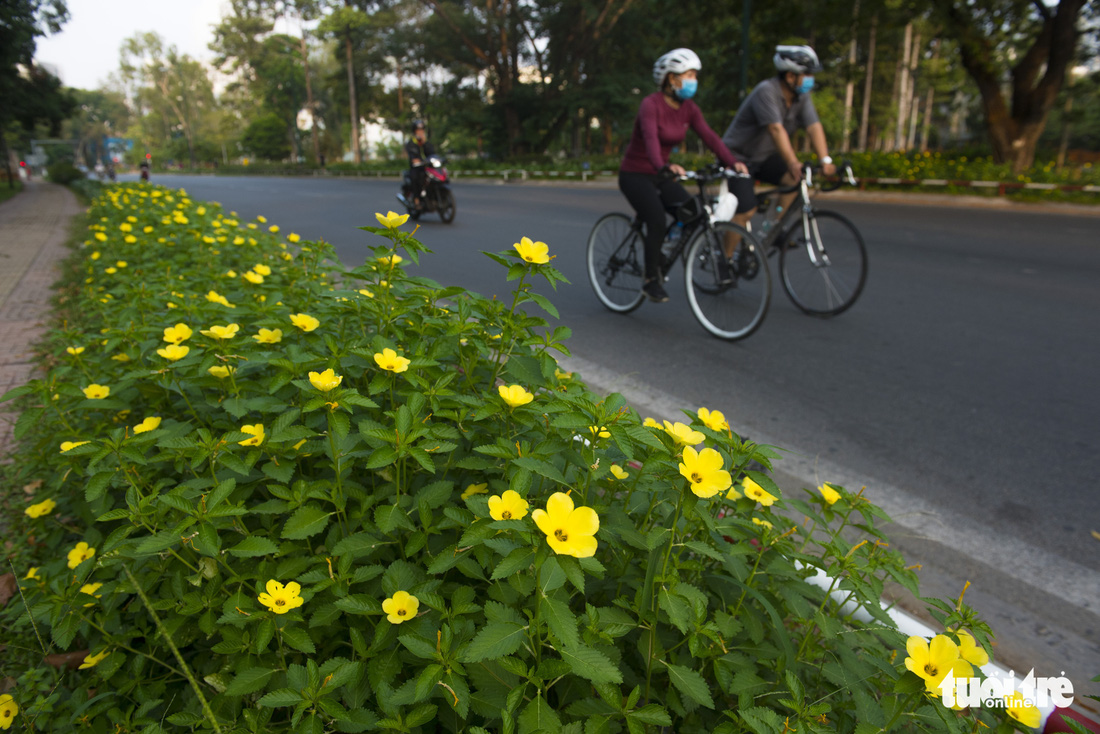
[
  {"x1": 653, "y1": 48, "x2": 702, "y2": 87},
  {"x1": 773, "y1": 45, "x2": 823, "y2": 74}
]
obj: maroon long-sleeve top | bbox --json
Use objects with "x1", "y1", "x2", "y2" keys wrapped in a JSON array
[{"x1": 620, "y1": 92, "x2": 742, "y2": 175}]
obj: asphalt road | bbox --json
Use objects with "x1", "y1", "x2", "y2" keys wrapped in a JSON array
[{"x1": 148, "y1": 174, "x2": 1100, "y2": 577}]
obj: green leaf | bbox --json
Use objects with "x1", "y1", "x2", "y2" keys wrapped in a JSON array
[
  {"x1": 658, "y1": 588, "x2": 693, "y2": 634},
  {"x1": 335, "y1": 595, "x2": 382, "y2": 616},
  {"x1": 629, "y1": 705, "x2": 672, "y2": 726},
  {"x1": 518, "y1": 692, "x2": 562, "y2": 734},
  {"x1": 739, "y1": 706, "x2": 785, "y2": 734},
  {"x1": 280, "y1": 626, "x2": 315, "y2": 654},
  {"x1": 492, "y1": 548, "x2": 535, "y2": 580},
  {"x1": 227, "y1": 536, "x2": 279, "y2": 558},
  {"x1": 539, "y1": 596, "x2": 579, "y2": 649},
  {"x1": 85, "y1": 471, "x2": 115, "y2": 502},
  {"x1": 461, "y1": 622, "x2": 526, "y2": 662},
  {"x1": 224, "y1": 667, "x2": 276, "y2": 696},
  {"x1": 527, "y1": 292, "x2": 559, "y2": 319},
  {"x1": 258, "y1": 688, "x2": 305, "y2": 707},
  {"x1": 663, "y1": 661, "x2": 714, "y2": 709},
  {"x1": 559, "y1": 644, "x2": 622, "y2": 685},
  {"x1": 282, "y1": 504, "x2": 331, "y2": 539},
  {"x1": 399, "y1": 634, "x2": 439, "y2": 660}
]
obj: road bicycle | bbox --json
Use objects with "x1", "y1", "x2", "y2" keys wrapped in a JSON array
[
  {"x1": 586, "y1": 167, "x2": 771, "y2": 341},
  {"x1": 750, "y1": 162, "x2": 867, "y2": 316}
]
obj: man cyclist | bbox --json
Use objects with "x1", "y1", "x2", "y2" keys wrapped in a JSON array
[
  {"x1": 619, "y1": 48, "x2": 747, "y2": 303},
  {"x1": 403, "y1": 119, "x2": 435, "y2": 207},
  {"x1": 722, "y1": 45, "x2": 836, "y2": 248}
]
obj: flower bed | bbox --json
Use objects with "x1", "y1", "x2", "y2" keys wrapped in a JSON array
[{"x1": 0, "y1": 184, "x2": 1038, "y2": 733}]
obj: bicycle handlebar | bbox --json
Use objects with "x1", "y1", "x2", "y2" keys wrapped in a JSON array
[{"x1": 766, "y1": 160, "x2": 857, "y2": 194}]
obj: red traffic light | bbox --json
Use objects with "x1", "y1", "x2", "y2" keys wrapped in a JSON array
[{"x1": 145, "y1": 153, "x2": 151, "y2": 159}]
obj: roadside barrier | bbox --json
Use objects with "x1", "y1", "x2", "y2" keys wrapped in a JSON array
[{"x1": 215, "y1": 167, "x2": 1100, "y2": 195}]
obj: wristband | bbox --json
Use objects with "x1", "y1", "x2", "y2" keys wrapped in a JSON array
[{"x1": 821, "y1": 155, "x2": 833, "y2": 165}]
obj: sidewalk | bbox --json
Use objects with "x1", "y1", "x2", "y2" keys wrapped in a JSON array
[{"x1": 0, "y1": 181, "x2": 82, "y2": 460}]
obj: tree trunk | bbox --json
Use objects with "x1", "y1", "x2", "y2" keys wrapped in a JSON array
[
  {"x1": 1056, "y1": 92, "x2": 1073, "y2": 169},
  {"x1": 396, "y1": 62, "x2": 404, "y2": 113},
  {"x1": 603, "y1": 117, "x2": 613, "y2": 155},
  {"x1": 345, "y1": 33, "x2": 360, "y2": 164},
  {"x1": 919, "y1": 40, "x2": 940, "y2": 152},
  {"x1": 301, "y1": 34, "x2": 320, "y2": 165},
  {"x1": 905, "y1": 31, "x2": 922, "y2": 150},
  {"x1": 858, "y1": 14, "x2": 877, "y2": 152},
  {"x1": 841, "y1": 1, "x2": 859, "y2": 153},
  {"x1": 894, "y1": 23, "x2": 913, "y2": 150}
]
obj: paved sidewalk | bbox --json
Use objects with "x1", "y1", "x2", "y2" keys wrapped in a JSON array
[{"x1": 0, "y1": 181, "x2": 83, "y2": 460}]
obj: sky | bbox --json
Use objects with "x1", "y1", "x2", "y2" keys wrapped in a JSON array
[{"x1": 34, "y1": 0, "x2": 231, "y2": 90}]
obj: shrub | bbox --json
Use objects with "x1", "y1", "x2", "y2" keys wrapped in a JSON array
[
  {"x1": 1, "y1": 185, "x2": 1029, "y2": 733},
  {"x1": 47, "y1": 161, "x2": 86, "y2": 185}
]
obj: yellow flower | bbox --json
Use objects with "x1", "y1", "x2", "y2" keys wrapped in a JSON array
[
  {"x1": 382, "y1": 590, "x2": 419, "y2": 624},
  {"x1": 488, "y1": 490, "x2": 529, "y2": 521},
  {"x1": 588, "y1": 425, "x2": 610, "y2": 439},
  {"x1": 904, "y1": 634, "x2": 960, "y2": 693},
  {"x1": 208, "y1": 365, "x2": 236, "y2": 379},
  {"x1": 610, "y1": 464, "x2": 630, "y2": 480},
  {"x1": 79, "y1": 649, "x2": 110, "y2": 669},
  {"x1": 309, "y1": 369, "x2": 343, "y2": 392},
  {"x1": 67, "y1": 542, "x2": 96, "y2": 569},
  {"x1": 233, "y1": 236, "x2": 245, "y2": 245},
  {"x1": 287, "y1": 233, "x2": 300, "y2": 243},
  {"x1": 378, "y1": 253, "x2": 403, "y2": 266},
  {"x1": 94, "y1": 231, "x2": 107, "y2": 242},
  {"x1": 554, "y1": 368, "x2": 572, "y2": 381},
  {"x1": 253, "y1": 264, "x2": 272, "y2": 276},
  {"x1": 290, "y1": 313, "x2": 320, "y2": 332},
  {"x1": 498, "y1": 384, "x2": 534, "y2": 409},
  {"x1": 643, "y1": 417, "x2": 661, "y2": 428},
  {"x1": 163, "y1": 323, "x2": 193, "y2": 344},
  {"x1": 60, "y1": 440, "x2": 89, "y2": 453},
  {"x1": 243, "y1": 270, "x2": 264, "y2": 284},
  {"x1": 726, "y1": 484, "x2": 742, "y2": 500},
  {"x1": 253, "y1": 328, "x2": 283, "y2": 344},
  {"x1": 663, "y1": 421, "x2": 704, "y2": 447},
  {"x1": 818, "y1": 483, "x2": 841, "y2": 505},
  {"x1": 205, "y1": 290, "x2": 235, "y2": 308},
  {"x1": 1005, "y1": 691, "x2": 1041, "y2": 728},
  {"x1": 0, "y1": 693, "x2": 18, "y2": 728},
  {"x1": 752, "y1": 517, "x2": 773, "y2": 530},
  {"x1": 66, "y1": 346, "x2": 85, "y2": 356},
  {"x1": 358, "y1": 288, "x2": 374, "y2": 298},
  {"x1": 79, "y1": 582, "x2": 104, "y2": 606},
  {"x1": 375, "y1": 210, "x2": 410, "y2": 228},
  {"x1": 82, "y1": 384, "x2": 110, "y2": 399},
  {"x1": 119, "y1": 222, "x2": 132, "y2": 232},
  {"x1": 742, "y1": 477, "x2": 777, "y2": 506},
  {"x1": 513, "y1": 236, "x2": 550, "y2": 264},
  {"x1": 955, "y1": 630, "x2": 989, "y2": 666},
  {"x1": 462, "y1": 483, "x2": 488, "y2": 500},
  {"x1": 24, "y1": 567, "x2": 39, "y2": 580},
  {"x1": 269, "y1": 225, "x2": 279, "y2": 233},
  {"x1": 532, "y1": 492, "x2": 599, "y2": 558},
  {"x1": 133, "y1": 416, "x2": 162, "y2": 434},
  {"x1": 116, "y1": 260, "x2": 127, "y2": 268},
  {"x1": 239, "y1": 424, "x2": 265, "y2": 446},
  {"x1": 157, "y1": 344, "x2": 190, "y2": 361},
  {"x1": 678, "y1": 446, "x2": 732, "y2": 498},
  {"x1": 697, "y1": 407, "x2": 729, "y2": 432},
  {"x1": 374, "y1": 347, "x2": 411, "y2": 373},
  {"x1": 25, "y1": 498, "x2": 57, "y2": 518},
  {"x1": 201, "y1": 323, "x2": 240, "y2": 340},
  {"x1": 257, "y1": 579, "x2": 304, "y2": 615}
]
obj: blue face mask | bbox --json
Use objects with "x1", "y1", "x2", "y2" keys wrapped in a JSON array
[
  {"x1": 676, "y1": 78, "x2": 698, "y2": 100},
  {"x1": 797, "y1": 76, "x2": 815, "y2": 95}
]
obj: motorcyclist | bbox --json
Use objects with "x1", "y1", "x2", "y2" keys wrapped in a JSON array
[
  {"x1": 139, "y1": 160, "x2": 150, "y2": 182},
  {"x1": 404, "y1": 120, "x2": 435, "y2": 207}
]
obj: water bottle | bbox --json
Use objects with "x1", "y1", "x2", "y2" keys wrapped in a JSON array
[
  {"x1": 662, "y1": 222, "x2": 684, "y2": 257},
  {"x1": 759, "y1": 205, "x2": 783, "y2": 236}
]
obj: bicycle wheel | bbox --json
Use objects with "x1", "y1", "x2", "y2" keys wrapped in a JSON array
[
  {"x1": 684, "y1": 222, "x2": 771, "y2": 340},
  {"x1": 586, "y1": 213, "x2": 646, "y2": 313},
  {"x1": 779, "y1": 210, "x2": 867, "y2": 316}
]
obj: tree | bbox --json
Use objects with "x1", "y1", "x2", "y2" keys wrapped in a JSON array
[
  {"x1": 242, "y1": 112, "x2": 293, "y2": 158},
  {"x1": 932, "y1": 0, "x2": 1090, "y2": 172},
  {"x1": 0, "y1": 0, "x2": 70, "y2": 187}
]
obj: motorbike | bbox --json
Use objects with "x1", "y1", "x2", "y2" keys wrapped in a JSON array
[{"x1": 397, "y1": 155, "x2": 456, "y2": 224}]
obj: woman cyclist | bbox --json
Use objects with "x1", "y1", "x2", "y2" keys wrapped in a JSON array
[{"x1": 619, "y1": 48, "x2": 748, "y2": 303}]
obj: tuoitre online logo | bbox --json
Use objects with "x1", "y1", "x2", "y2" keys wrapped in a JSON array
[{"x1": 938, "y1": 669, "x2": 1075, "y2": 709}]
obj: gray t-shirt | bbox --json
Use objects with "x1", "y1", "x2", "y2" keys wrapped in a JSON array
[{"x1": 721, "y1": 77, "x2": 820, "y2": 166}]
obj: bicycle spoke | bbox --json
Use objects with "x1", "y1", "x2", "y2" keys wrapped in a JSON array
[{"x1": 780, "y1": 211, "x2": 867, "y2": 316}]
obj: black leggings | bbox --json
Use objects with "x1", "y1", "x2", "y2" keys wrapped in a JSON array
[{"x1": 618, "y1": 171, "x2": 690, "y2": 280}]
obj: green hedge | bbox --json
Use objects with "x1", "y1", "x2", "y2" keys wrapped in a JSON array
[{"x1": 0, "y1": 184, "x2": 1034, "y2": 733}]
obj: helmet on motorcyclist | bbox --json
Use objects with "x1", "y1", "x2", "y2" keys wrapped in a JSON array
[{"x1": 411, "y1": 119, "x2": 426, "y2": 132}]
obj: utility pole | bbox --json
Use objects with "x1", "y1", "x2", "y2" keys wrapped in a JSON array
[{"x1": 740, "y1": 0, "x2": 753, "y2": 101}]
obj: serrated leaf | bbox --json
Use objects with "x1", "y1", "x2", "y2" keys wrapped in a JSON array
[
  {"x1": 740, "y1": 706, "x2": 785, "y2": 734},
  {"x1": 281, "y1": 626, "x2": 316, "y2": 653},
  {"x1": 227, "y1": 536, "x2": 279, "y2": 557},
  {"x1": 282, "y1": 504, "x2": 331, "y2": 539},
  {"x1": 462, "y1": 622, "x2": 526, "y2": 662},
  {"x1": 539, "y1": 596, "x2": 579, "y2": 649},
  {"x1": 224, "y1": 667, "x2": 276, "y2": 696},
  {"x1": 559, "y1": 644, "x2": 622, "y2": 685},
  {"x1": 663, "y1": 661, "x2": 714, "y2": 709},
  {"x1": 258, "y1": 688, "x2": 305, "y2": 707}
]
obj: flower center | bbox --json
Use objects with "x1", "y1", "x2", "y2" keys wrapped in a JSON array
[
  {"x1": 502, "y1": 511, "x2": 512, "y2": 519},
  {"x1": 397, "y1": 609, "x2": 407, "y2": 616},
  {"x1": 924, "y1": 663, "x2": 938, "y2": 678},
  {"x1": 690, "y1": 472, "x2": 703, "y2": 483},
  {"x1": 554, "y1": 529, "x2": 568, "y2": 542}
]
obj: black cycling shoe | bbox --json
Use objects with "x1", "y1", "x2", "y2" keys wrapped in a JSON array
[
  {"x1": 643, "y1": 278, "x2": 670, "y2": 303},
  {"x1": 715, "y1": 253, "x2": 734, "y2": 285}
]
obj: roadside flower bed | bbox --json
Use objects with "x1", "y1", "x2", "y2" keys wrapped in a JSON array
[{"x1": 0, "y1": 184, "x2": 1039, "y2": 732}]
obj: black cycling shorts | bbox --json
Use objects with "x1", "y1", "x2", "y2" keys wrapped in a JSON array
[{"x1": 727, "y1": 152, "x2": 790, "y2": 214}]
